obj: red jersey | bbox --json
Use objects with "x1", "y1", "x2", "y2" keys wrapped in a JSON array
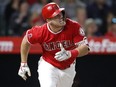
[{"x1": 26, "y1": 18, "x2": 85, "y2": 69}]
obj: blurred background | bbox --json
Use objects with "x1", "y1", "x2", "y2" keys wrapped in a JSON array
[{"x1": 0, "y1": 0, "x2": 116, "y2": 87}]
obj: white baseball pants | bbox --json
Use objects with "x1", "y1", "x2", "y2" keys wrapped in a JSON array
[{"x1": 37, "y1": 58, "x2": 76, "y2": 87}]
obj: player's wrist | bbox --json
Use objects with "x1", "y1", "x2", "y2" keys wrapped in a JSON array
[
  {"x1": 70, "y1": 49, "x2": 79, "y2": 58},
  {"x1": 21, "y1": 62, "x2": 28, "y2": 66}
]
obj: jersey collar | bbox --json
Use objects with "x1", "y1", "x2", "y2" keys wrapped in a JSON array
[{"x1": 47, "y1": 23, "x2": 63, "y2": 34}]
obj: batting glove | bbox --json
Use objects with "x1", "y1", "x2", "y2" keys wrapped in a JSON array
[
  {"x1": 18, "y1": 63, "x2": 31, "y2": 80},
  {"x1": 55, "y1": 43, "x2": 71, "y2": 61}
]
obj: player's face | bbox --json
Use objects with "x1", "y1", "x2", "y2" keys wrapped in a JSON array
[{"x1": 49, "y1": 12, "x2": 66, "y2": 27}]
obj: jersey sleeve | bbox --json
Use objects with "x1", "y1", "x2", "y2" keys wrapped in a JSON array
[
  {"x1": 73, "y1": 23, "x2": 88, "y2": 46},
  {"x1": 26, "y1": 26, "x2": 42, "y2": 44}
]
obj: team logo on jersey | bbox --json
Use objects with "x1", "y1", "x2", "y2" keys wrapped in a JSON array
[
  {"x1": 79, "y1": 27, "x2": 85, "y2": 36},
  {"x1": 43, "y1": 40, "x2": 74, "y2": 51}
]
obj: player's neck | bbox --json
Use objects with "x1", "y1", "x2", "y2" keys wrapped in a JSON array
[{"x1": 49, "y1": 24, "x2": 64, "y2": 33}]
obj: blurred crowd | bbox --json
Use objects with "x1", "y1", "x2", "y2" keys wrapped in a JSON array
[{"x1": 0, "y1": 0, "x2": 116, "y2": 37}]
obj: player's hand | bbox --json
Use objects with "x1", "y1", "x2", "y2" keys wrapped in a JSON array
[
  {"x1": 55, "y1": 43, "x2": 71, "y2": 61},
  {"x1": 18, "y1": 63, "x2": 31, "y2": 80}
]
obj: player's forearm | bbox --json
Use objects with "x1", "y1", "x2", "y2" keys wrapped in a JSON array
[
  {"x1": 20, "y1": 36, "x2": 30, "y2": 63},
  {"x1": 75, "y1": 45, "x2": 89, "y2": 57},
  {"x1": 65, "y1": 45, "x2": 89, "y2": 64}
]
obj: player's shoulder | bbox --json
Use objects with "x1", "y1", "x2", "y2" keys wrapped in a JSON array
[
  {"x1": 66, "y1": 18, "x2": 81, "y2": 27},
  {"x1": 30, "y1": 23, "x2": 47, "y2": 31},
  {"x1": 32, "y1": 23, "x2": 46, "y2": 29}
]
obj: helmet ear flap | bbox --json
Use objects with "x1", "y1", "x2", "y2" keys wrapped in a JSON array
[{"x1": 61, "y1": 10, "x2": 66, "y2": 20}]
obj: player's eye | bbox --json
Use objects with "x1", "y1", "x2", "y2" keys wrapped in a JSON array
[{"x1": 54, "y1": 13, "x2": 63, "y2": 19}]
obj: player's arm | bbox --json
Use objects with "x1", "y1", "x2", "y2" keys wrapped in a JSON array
[
  {"x1": 55, "y1": 39, "x2": 89, "y2": 62},
  {"x1": 55, "y1": 26, "x2": 89, "y2": 62},
  {"x1": 75, "y1": 44, "x2": 89, "y2": 57},
  {"x1": 71, "y1": 26, "x2": 90, "y2": 58},
  {"x1": 20, "y1": 35, "x2": 30, "y2": 63},
  {"x1": 18, "y1": 35, "x2": 31, "y2": 80},
  {"x1": 74, "y1": 36, "x2": 90, "y2": 57},
  {"x1": 18, "y1": 26, "x2": 41, "y2": 80}
]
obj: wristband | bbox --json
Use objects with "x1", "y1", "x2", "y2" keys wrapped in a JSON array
[
  {"x1": 21, "y1": 62, "x2": 27, "y2": 66},
  {"x1": 70, "y1": 49, "x2": 79, "y2": 58}
]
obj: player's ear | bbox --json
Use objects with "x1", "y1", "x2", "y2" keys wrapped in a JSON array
[
  {"x1": 46, "y1": 18, "x2": 51, "y2": 22},
  {"x1": 46, "y1": 19, "x2": 49, "y2": 22},
  {"x1": 46, "y1": 18, "x2": 52, "y2": 24}
]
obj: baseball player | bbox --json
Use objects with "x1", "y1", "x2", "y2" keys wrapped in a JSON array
[{"x1": 18, "y1": 2, "x2": 90, "y2": 87}]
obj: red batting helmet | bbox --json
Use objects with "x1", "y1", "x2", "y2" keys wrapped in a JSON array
[{"x1": 42, "y1": 2, "x2": 65, "y2": 20}]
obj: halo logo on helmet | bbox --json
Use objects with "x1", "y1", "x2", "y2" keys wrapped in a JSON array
[
  {"x1": 42, "y1": 2, "x2": 65, "y2": 20},
  {"x1": 47, "y1": 6, "x2": 52, "y2": 10}
]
